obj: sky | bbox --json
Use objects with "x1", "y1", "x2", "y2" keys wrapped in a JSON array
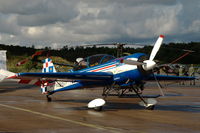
[{"x1": 0, "y1": 0, "x2": 199, "y2": 49}]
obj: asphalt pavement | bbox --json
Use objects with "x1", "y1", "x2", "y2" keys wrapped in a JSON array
[{"x1": 0, "y1": 81, "x2": 200, "y2": 133}]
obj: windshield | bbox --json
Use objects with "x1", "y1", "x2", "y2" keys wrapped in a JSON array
[
  {"x1": 73, "y1": 54, "x2": 115, "y2": 71},
  {"x1": 86, "y1": 54, "x2": 116, "y2": 67}
]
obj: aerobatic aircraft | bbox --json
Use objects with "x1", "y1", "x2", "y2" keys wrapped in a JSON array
[{"x1": 8, "y1": 35, "x2": 195, "y2": 110}]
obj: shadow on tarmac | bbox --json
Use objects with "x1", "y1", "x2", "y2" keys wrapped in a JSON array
[
  {"x1": 0, "y1": 84, "x2": 35, "y2": 93},
  {"x1": 51, "y1": 98, "x2": 200, "y2": 113},
  {"x1": 156, "y1": 105, "x2": 200, "y2": 113}
]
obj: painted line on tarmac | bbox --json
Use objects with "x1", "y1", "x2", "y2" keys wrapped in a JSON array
[{"x1": 0, "y1": 103, "x2": 121, "y2": 133}]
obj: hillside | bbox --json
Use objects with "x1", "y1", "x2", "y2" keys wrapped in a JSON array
[
  {"x1": 7, "y1": 56, "x2": 73, "y2": 73},
  {"x1": 1, "y1": 42, "x2": 200, "y2": 72}
]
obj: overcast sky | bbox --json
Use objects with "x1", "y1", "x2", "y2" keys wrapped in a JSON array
[{"x1": 0, "y1": 0, "x2": 199, "y2": 49}]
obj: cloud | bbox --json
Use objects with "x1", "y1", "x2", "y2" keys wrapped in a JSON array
[
  {"x1": 0, "y1": 13, "x2": 21, "y2": 35},
  {"x1": 0, "y1": 0, "x2": 44, "y2": 15},
  {"x1": 188, "y1": 20, "x2": 200, "y2": 33},
  {"x1": 17, "y1": 1, "x2": 79, "y2": 26},
  {"x1": 74, "y1": 1, "x2": 183, "y2": 40},
  {"x1": 0, "y1": 0, "x2": 199, "y2": 48}
]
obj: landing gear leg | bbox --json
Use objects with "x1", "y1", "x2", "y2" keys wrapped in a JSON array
[
  {"x1": 45, "y1": 91, "x2": 54, "y2": 102},
  {"x1": 94, "y1": 106, "x2": 103, "y2": 111},
  {"x1": 131, "y1": 85, "x2": 156, "y2": 110}
]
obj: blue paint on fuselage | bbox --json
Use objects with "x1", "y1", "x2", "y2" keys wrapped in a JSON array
[
  {"x1": 52, "y1": 68, "x2": 145, "y2": 93},
  {"x1": 113, "y1": 69, "x2": 144, "y2": 84},
  {"x1": 53, "y1": 53, "x2": 147, "y2": 93}
]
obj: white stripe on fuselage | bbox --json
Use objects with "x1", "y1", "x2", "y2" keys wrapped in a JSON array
[
  {"x1": 87, "y1": 57, "x2": 138, "y2": 74},
  {"x1": 112, "y1": 64, "x2": 137, "y2": 74}
]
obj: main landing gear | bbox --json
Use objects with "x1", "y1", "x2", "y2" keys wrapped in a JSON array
[
  {"x1": 102, "y1": 82, "x2": 157, "y2": 110},
  {"x1": 102, "y1": 82, "x2": 144, "y2": 97}
]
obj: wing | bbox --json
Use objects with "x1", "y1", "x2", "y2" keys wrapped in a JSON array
[
  {"x1": 146, "y1": 74, "x2": 195, "y2": 81},
  {"x1": 8, "y1": 72, "x2": 113, "y2": 82}
]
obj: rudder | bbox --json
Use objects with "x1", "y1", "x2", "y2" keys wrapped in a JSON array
[{"x1": 42, "y1": 58, "x2": 56, "y2": 73}]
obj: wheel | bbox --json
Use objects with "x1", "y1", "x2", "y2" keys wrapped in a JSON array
[
  {"x1": 94, "y1": 106, "x2": 103, "y2": 111},
  {"x1": 46, "y1": 95, "x2": 52, "y2": 102},
  {"x1": 145, "y1": 105, "x2": 155, "y2": 110}
]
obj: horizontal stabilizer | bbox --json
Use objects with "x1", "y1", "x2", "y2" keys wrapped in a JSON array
[{"x1": 0, "y1": 69, "x2": 16, "y2": 82}]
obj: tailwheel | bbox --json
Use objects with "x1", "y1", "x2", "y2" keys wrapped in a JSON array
[{"x1": 46, "y1": 95, "x2": 52, "y2": 102}]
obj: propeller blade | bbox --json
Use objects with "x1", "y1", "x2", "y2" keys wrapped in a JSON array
[
  {"x1": 149, "y1": 35, "x2": 164, "y2": 61},
  {"x1": 123, "y1": 59, "x2": 146, "y2": 65}
]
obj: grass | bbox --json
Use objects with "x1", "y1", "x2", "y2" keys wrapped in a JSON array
[{"x1": 7, "y1": 56, "x2": 73, "y2": 73}]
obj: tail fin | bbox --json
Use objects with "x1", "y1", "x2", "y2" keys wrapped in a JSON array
[
  {"x1": 42, "y1": 58, "x2": 56, "y2": 73},
  {"x1": 41, "y1": 58, "x2": 56, "y2": 94}
]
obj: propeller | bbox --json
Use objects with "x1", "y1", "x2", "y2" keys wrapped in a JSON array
[
  {"x1": 123, "y1": 35, "x2": 165, "y2": 96},
  {"x1": 123, "y1": 35, "x2": 164, "y2": 71},
  {"x1": 142, "y1": 35, "x2": 164, "y2": 71}
]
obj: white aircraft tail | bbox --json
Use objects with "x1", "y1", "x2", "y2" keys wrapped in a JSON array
[
  {"x1": 41, "y1": 58, "x2": 56, "y2": 94},
  {"x1": 40, "y1": 58, "x2": 77, "y2": 94}
]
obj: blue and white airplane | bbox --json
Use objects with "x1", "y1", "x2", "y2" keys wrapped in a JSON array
[{"x1": 8, "y1": 35, "x2": 195, "y2": 110}]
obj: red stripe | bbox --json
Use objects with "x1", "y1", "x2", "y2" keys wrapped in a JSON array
[
  {"x1": 35, "y1": 81, "x2": 42, "y2": 86},
  {"x1": 91, "y1": 64, "x2": 116, "y2": 72},
  {"x1": 19, "y1": 80, "x2": 31, "y2": 84},
  {"x1": 46, "y1": 62, "x2": 48, "y2": 67},
  {"x1": 7, "y1": 75, "x2": 17, "y2": 79}
]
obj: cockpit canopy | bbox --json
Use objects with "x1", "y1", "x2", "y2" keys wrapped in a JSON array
[
  {"x1": 74, "y1": 54, "x2": 116, "y2": 71},
  {"x1": 86, "y1": 54, "x2": 116, "y2": 67}
]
